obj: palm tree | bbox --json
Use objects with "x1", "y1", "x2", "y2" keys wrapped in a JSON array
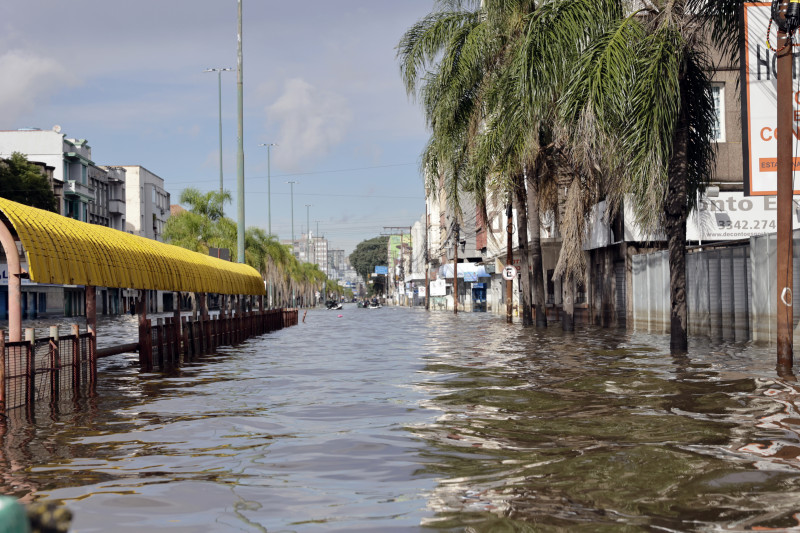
[
  {"x1": 549, "y1": 0, "x2": 717, "y2": 351},
  {"x1": 400, "y1": 0, "x2": 549, "y2": 325}
]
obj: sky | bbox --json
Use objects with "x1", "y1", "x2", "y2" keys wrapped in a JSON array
[{"x1": 0, "y1": 1, "x2": 435, "y2": 256}]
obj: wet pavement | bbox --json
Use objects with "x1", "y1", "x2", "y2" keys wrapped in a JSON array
[{"x1": 1, "y1": 306, "x2": 799, "y2": 531}]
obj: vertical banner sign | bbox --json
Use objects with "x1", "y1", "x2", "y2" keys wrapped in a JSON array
[{"x1": 742, "y1": 2, "x2": 800, "y2": 195}]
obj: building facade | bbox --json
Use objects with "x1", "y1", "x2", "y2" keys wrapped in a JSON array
[{"x1": 122, "y1": 165, "x2": 170, "y2": 242}]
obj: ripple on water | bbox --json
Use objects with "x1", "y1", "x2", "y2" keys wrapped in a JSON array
[{"x1": 2, "y1": 307, "x2": 800, "y2": 531}]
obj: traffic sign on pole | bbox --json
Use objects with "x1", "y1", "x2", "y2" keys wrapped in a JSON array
[{"x1": 502, "y1": 265, "x2": 518, "y2": 281}]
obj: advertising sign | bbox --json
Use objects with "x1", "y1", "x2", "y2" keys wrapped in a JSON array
[
  {"x1": 741, "y1": 2, "x2": 800, "y2": 195},
  {"x1": 688, "y1": 191, "x2": 800, "y2": 240},
  {"x1": 374, "y1": 265, "x2": 388, "y2": 275},
  {"x1": 430, "y1": 278, "x2": 447, "y2": 297},
  {"x1": 418, "y1": 286, "x2": 426, "y2": 298},
  {"x1": 0, "y1": 264, "x2": 32, "y2": 286}
]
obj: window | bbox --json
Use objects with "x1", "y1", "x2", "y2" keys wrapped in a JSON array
[{"x1": 712, "y1": 83, "x2": 726, "y2": 142}]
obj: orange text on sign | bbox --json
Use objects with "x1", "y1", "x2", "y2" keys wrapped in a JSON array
[{"x1": 758, "y1": 158, "x2": 800, "y2": 171}]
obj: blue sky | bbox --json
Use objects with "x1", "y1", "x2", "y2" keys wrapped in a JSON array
[{"x1": 0, "y1": 1, "x2": 434, "y2": 255}]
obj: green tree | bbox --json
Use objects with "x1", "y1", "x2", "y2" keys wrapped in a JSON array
[
  {"x1": 164, "y1": 188, "x2": 232, "y2": 253},
  {"x1": 349, "y1": 236, "x2": 389, "y2": 282},
  {"x1": 399, "y1": 0, "x2": 554, "y2": 326},
  {"x1": 0, "y1": 152, "x2": 57, "y2": 212},
  {"x1": 165, "y1": 187, "x2": 331, "y2": 308},
  {"x1": 547, "y1": 0, "x2": 717, "y2": 351}
]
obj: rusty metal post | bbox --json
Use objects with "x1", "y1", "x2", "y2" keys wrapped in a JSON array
[
  {"x1": 777, "y1": 22, "x2": 794, "y2": 371},
  {"x1": 24, "y1": 328, "x2": 34, "y2": 414},
  {"x1": 0, "y1": 220, "x2": 22, "y2": 342},
  {"x1": 506, "y1": 203, "x2": 513, "y2": 323},
  {"x1": 49, "y1": 326, "x2": 59, "y2": 405},
  {"x1": 173, "y1": 291, "x2": 181, "y2": 363},
  {"x1": 181, "y1": 316, "x2": 189, "y2": 358},
  {"x1": 156, "y1": 318, "x2": 164, "y2": 370},
  {"x1": 0, "y1": 331, "x2": 4, "y2": 413},
  {"x1": 138, "y1": 290, "x2": 152, "y2": 372},
  {"x1": 85, "y1": 285, "x2": 97, "y2": 394},
  {"x1": 71, "y1": 324, "x2": 81, "y2": 395}
]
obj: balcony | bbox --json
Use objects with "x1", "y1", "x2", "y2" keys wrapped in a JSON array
[
  {"x1": 108, "y1": 198, "x2": 125, "y2": 215},
  {"x1": 64, "y1": 180, "x2": 95, "y2": 201}
]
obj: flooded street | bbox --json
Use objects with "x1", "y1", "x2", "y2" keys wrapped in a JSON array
[{"x1": 2, "y1": 306, "x2": 800, "y2": 532}]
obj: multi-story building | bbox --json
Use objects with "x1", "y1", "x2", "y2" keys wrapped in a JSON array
[
  {"x1": 0, "y1": 127, "x2": 95, "y2": 222},
  {"x1": 0, "y1": 129, "x2": 173, "y2": 318},
  {"x1": 122, "y1": 165, "x2": 170, "y2": 242},
  {"x1": 102, "y1": 166, "x2": 127, "y2": 231}
]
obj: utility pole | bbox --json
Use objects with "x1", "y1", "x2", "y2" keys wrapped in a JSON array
[
  {"x1": 425, "y1": 202, "x2": 430, "y2": 311},
  {"x1": 506, "y1": 202, "x2": 513, "y2": 323},
  {"x1": 305, "y1": 204, "x2": 312, "y2": 264},
  {"x1": 777, "y1": 1, "x2": 797, "y2": 372}
]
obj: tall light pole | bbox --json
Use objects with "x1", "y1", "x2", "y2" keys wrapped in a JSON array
[
  {"x1": 258, "y1": 143, "x2": 277, "y2": 236},
  {"x1": 287, "y1": 181, "x2": 297, "y2": 244},
  {"x1": 286, "y1": 180, "x2": 298, "y2": 308},
  {"x1": 204, "y1": 67, "x2": 232, "y2": 195},
  {"x1": 236, "y1": 0, "x2": 245, "y2": 264},
  {"x1": 305, "y1": 204, "x2": 312, "y2": 262}
]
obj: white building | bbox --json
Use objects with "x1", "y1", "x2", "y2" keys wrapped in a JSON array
[
  {"x1": 0, "y1": 127, "x2": 95, "y2": 222},
  {"x1": 122, "y1": 165, "x2": 170, "y2": 242}
]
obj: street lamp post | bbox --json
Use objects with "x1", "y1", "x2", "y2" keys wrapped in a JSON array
[
  {"x1": 204, "y1": 67, "x2": 232, "y2": 195},
  {"x1": 236, "y1": 0, "x2": 245, "y2": 264},
  {"x1": 305, "y1": 203, "x2": 312, "y2": 261},
  {"x1": 258, "y1": 143, "x2": 277, "y2": 236},
  {"x1": 305, "y1": 203, "x2": 312, "y2": 304},
  {"x1": 287, "y1": 181, "x2": 297, "y2": 307},
  {"x1": 287, "y1": 181, "x2": 297, "y2": 243}
]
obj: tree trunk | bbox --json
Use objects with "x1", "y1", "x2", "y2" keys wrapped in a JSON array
[
  {"x1": 666, "y1": 86, "x2": 690, "y2": 353},
  {"x1": 526, "y1": 161, "x2": 547, "y2": 327},
  {"x1": 513, "y1": 172, "x2": 533, "y2": 326},
  {"x1": 562, "y1": 274, "x2": 575, "y2": 331}
]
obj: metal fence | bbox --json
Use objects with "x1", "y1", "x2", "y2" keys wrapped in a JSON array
[
  {"x1": 1, "y1": 308, "x2": 299, "y2": 414},
  {"x1": 1, "y1": 331, "x2": 94, "y2": 413},
  {"x1": 631, "y1": 230, "x2": 800, "y2": 343},
  {"x1": 139, "y1": 308, "x2": 298, "y2": 372}
]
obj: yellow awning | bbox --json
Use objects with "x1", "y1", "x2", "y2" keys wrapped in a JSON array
[{"x1": 0, "y1": 198, "x2": 265, "y2": 295}]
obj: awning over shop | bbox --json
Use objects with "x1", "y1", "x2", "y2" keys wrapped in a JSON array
[
  {"x1": 0, "y1": 198, "x2": 264, "y2": 295},
  {"x1": 438, "y1": 263, "x2": 490, "y2": 280}
]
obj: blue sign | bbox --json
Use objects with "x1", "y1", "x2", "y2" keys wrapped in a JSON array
[
  {"x1": 463, "y1": 272, "x2": 478, "y2": 282},
  {"x1": 374, "y1": 266, "x2": 388, "y2": 275},
  {"x1": 473, "y1": 283, "x2": 485, "y2": 288}
]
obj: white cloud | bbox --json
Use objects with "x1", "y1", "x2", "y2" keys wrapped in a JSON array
[
  {"x1": 0, "y1": 50, "x2": 79, "y2": 126},
  {"x1": 266, "y1": 78, "x2": 352, "y2": 170}
]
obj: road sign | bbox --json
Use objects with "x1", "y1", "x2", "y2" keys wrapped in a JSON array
[{"x1": 502, "y1": 265, "x2": 517, "y2": 281}]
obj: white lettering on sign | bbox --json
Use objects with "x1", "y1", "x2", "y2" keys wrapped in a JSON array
[{"x1": 688, "y1": 192, "x2": 800, "y2": 241}]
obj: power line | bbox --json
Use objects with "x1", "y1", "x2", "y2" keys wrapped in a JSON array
[{"x1": 166, "y1": 162, "x2": 418, "y2": 186}]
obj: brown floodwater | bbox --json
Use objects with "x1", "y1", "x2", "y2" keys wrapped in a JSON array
[{"x1": 1, "y1": 306, "x2": 798, "y2": 532}]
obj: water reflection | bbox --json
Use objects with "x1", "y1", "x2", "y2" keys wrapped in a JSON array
[
  {"x1": 413, "y1": 313, "x2": 800, "y2": 531},
  {"x1": 2, "y1": 308, "x2": 800, "y2": 531}
]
